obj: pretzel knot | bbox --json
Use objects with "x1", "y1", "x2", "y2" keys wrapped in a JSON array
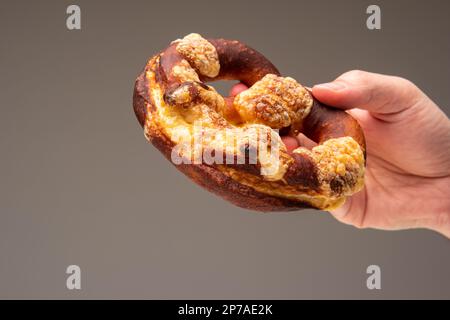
[{"x1": 133, "y1": 33, "x2": 366, "y2": 211}]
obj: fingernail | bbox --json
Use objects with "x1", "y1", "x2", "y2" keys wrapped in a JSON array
[{"x1": 314, "y1": 82, "x2": 346, "y2": 91}]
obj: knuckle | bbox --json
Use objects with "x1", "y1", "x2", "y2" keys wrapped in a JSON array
[
  {"x1": 395, "y1": 76, "x2": 418, "y2": 91},
  {"x1": 392, "y1": 76, "x2": 423, "y2": 104},
  {"x1": 341, "y1": 69, "x2": 370, "y2": 84}
]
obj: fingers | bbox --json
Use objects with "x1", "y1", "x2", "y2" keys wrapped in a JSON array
[
  {"x1": 281, "y1": 134, "x2": 318, "y2": 154},
  {"x1": 229, "y1": 83, "x2": 249, "y2": 97},
  {"x1": 226, "y1": 82, "x2": 248, "y2": 105},
  {"x1": 281, "y1": 136, "x2": 299, "y2": 153},
  {"x1": 329, "y1": 188, "x2": 368, "y2": 229},
  {"x1": 296, "y1": 133, "x2": 318, "y2": 149},
  {"x1": 312, "y1": 70, "x2": 423, "y2": 114}
]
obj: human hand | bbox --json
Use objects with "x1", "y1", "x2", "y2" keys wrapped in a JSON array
[
  {"x1": 229, "y1": 70, "x2": 450, "y2": 237},
  {"x1": 312, "y1": 71, "x2": 450, "y2": 237}
]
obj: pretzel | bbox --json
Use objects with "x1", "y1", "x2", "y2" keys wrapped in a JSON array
[{"x1": 133, "y1": 33, "x2": 366, "y2": 211}]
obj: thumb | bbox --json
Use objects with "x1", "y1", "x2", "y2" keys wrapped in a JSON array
[
  {"x1": 328, "y1": 188, "x2": 368, "y2": 229},
  {"x1": 312, "y1": 70, "x2": 423, "y2": 115}
]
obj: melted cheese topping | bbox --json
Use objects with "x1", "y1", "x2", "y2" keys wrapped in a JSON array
[
  {"x1": 234, "y1": 74, "x2": 313, "y2": 129},
  {"x1": 173, "y1": 33, "x2": 220, "y2": 78},
  {"x1": 142, "y1": 34, "x2": 366, "y2": 210}
]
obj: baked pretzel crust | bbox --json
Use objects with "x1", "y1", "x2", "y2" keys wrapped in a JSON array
[{"x1": 133, "y1": 34, "x2": 366, "y2": 211}]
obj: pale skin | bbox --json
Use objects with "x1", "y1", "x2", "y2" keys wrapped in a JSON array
[{"x1": 228, "y1": 71, "x2": 450, "y2": 238}]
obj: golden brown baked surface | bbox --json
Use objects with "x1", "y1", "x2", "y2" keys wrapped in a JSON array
[{"x1": 133, "y1": 33, "x2": 366, "y2": 211}]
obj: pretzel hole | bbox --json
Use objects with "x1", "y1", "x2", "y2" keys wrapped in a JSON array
[{"x1": 210, "y1": 79, "x2": 240, "y2": 97}]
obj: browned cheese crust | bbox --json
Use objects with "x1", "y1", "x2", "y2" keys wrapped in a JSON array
[{"x1": 133, "y1": 33, "x2": 366, "y2": 211}]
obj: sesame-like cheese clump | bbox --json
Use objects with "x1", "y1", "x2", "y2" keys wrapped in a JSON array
[
  {"x1": 233, "y1": 74, "x2": 313, "y2": 129},
  {"x1": 294, "y1": 137, "x2": 365, "y2": 196},
  {"x1": 174, "y1": 33, "x2": 220, "y2": 78},
  {"x1": 171, "y1": 59, "x2": 200, "y2": 82}
]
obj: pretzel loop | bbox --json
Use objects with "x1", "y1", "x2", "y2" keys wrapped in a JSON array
[{"x1": 133, "y1": 33, "x2": 366, "y2": 211}]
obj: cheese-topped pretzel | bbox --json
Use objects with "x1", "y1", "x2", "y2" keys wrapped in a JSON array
[{"x1": 133, "y1": 33, "x2": 366, "y2": 211}]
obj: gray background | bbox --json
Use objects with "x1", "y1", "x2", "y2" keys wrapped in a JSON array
[{"x1": 0, "y1": 0, "x2": 449, "y2": 299}]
